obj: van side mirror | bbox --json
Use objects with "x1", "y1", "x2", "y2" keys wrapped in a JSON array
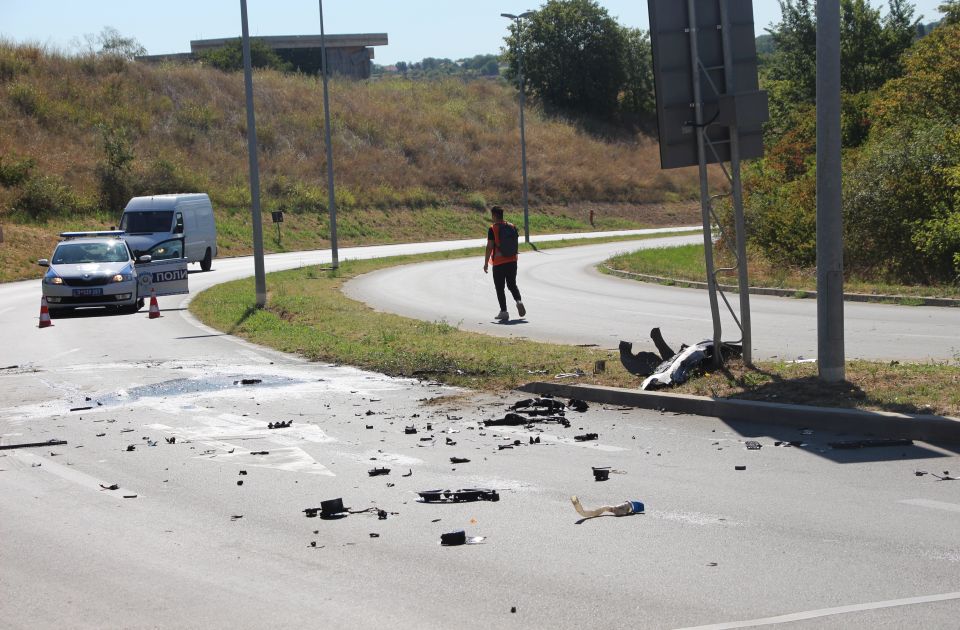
[
  {"x1": 38, "y1": 259, "x2": 49, "y2": 267},
  {"x1": 174, "y1": 214, "x2": 184, "y2": 234}
]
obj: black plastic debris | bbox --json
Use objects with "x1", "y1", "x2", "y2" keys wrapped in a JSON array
[
  {"x1": 69, "y1": 407, "x2": 93, "y2": 412},
  {"x1": 735, "y1": 465, "x2": 746, "y2": 471},
  {"x1": 251, "y1": 451, "x2": 270, "y2": 455},
  {"x1": 268, "y1": 420, "x2": 293, "y2": 429},
  {"x1": 774, "y1": 440, "x2": 803, "y2": 447},
  {"x1": 365, "y1": 410, "x2": 375, "y2": 416},
  {"x1": 405, "y1": 426, "x2": 418, "y2": 435},
  {"x1": 498, "y1": 445, "x2": 513, "y2": 450},
  {"x1": 441, "y1": 530, "x2": 466, "y2": 546},
  {"x1": 511, "y1": 607, "x2": 517, "y2": 614},
  {"x1": 378, "y1": 509, "x2": 388, "y2": 520},
  {"x1": 237, "y1": 480, "x2": 244, "y2": 486},
  {"x1": 450, "y1": 457, "x2": 471, "y2": 464},
  {"x1": 568, "y1": 399, "x2": 589, "y2": 412},
  {"x1": 239, "y1": 470, "x2": 247, "y2": 475},
  {"x1": 529, "y1": 436, "x2": 541, "y2": 444},
  {"x1": 485, "y1": 413, "x2": 570, "y2": 428},
  {"x1": 368, "y1": 467, "x2": 391, "y2": 476},
  {"x1": 445, "y1": 437, "x2": 456, "y2": 446},
  {"x1": 365, "y1": 425, "x2": 374, "y2": 430},
  {"x1": 402, "y1": 469, "x2": 413, "y2": 477},
  {"x1": 0, "y1": 439, "x2": 68, "y2": 451},
  {"x1": 99, "y1": 483, "x2": 119, "y2": 490},
  {"x1": 370, "y1": 533, "x2": 380, "y2": 538},
  {"x1": 96, "y1": 433, "x2": 106, "y2": 437},
  {"x1": 511, "y1": 398, "x2": 566, "y2": 412},
  {"x1": 745, "y1": 441, "x2": 762, "y2": 450},
  {"x1": 592, "y1": 467, "x2": 610, "y2": 482},
  {"x1": 231, "y1": 515, "x2": 243, "y2": 521},
  {"x1": 304, "y1": 498, "x2": 348, "y2": 519},
  {"x1": 234, "y1": 378, "x2": 262, "y2": 386},
  {"x1": 426, "y1": 423, "x2": 433, "y2": 430},
  {"x1": 574, "y1": 433, "x2": 598, "y2": 442},
  {"x1": 829, "y1": 438, "x2": 913, "y2": 450},
  {"x1": 165, "y1": 436, "x2": 176, "y2": 444},
  {"x1": 914, "y1": 470, "x2": 956, "y2": 481},
  {"x1": 126, "y1": 444, "x2": 136, "y2": 452},
  {"x1": 418, "y1": 489, "x2": 500, "y2": 503}
]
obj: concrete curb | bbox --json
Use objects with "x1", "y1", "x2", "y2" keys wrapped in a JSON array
[
  {"x1": 601, "y1": 265, "x2": 960, "y2": 308},
  {"x1": 519, "y1": 381, "x2": 960, "y2": 444}
]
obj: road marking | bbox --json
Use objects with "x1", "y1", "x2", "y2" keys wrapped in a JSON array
[
  {"x1": 899, "y1": 498, "x2": 960, "y2": 513},
  {"x1": 674, "y1": 592, "x2": 960, "y2": 629},
  {"x1": 11, "y1": 452, "x2": 135, "y2": 499}
]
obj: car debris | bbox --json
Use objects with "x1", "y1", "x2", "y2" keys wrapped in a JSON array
[
  {"x1": 402, "y1": 469, "x2": 413, "y2": 477},
  {"x1": 126, "y1": 444, "x2": 136, "y2": 452},
  {"x1": 511, "y1": 397, "x2": 566, "y2": 413},
  {"x1": 231, "y1": 515, "x2": 243, "y2": 521},
  {"x1": 234, "y1": 378, "x2": 262, "y2": 386},
  {"x1": 69, "y1": 407, "x2": 93, "y2": 412},
  {"x1": 829, "y1": 438, "x2": 913, "y2": 449},
  {"x1": 592, "y1": 467, "x2": 610, "y2": 481},
  {"x1": 571, "y1": 495, "x2": 644, "y2": 518},
  {"x1": 165, "y1": 436, "x2": 176, "y2": 444},
  {"x1": 484, "y1": 413, "x2": 570, "y2": 428},
  {"x1": 0, "y1": 439, "x2": 68, "y2": 451},
  {"x1": 99, "y1": 483, "x2": 119, "y2": 490},
  {"x1": 370, "y1": 533, "x2": 380, "y2": 538},
  {"x1": 268, "y1": 420, "x2": 293, "y2": 429},
  {"x1": 418, "y1": 489, "x2": 500, "y2": 503},
  {"x1": 574, "y1": 433, "x2": 598, "y2": 442},
  {"x1": 915, "y1": 470, "x2": 957, "y2": 481},
  {"x1": 528, "y1": 436, "x2": 541, "y2": 444},
  {"x1": 368, "y1": 467, "x2": 391, "y2": 476},
  {"x1": 745, "y1": 441, "x2": 762, "y2": 450},
  {"x1": 450, "y1": 457, "x2": 471, "y2": 464},
  {"x1": 250, "y1": 451, "x2": 270, "y2": 455},
  {"x1": 440, "y1": 530, "x2": 485, "y2": 546},
  {"x1": 405, "y1": 426, "x2": 418, "y2": 435},
  {"x1": 567, "y1": 399, "x2": 589, "y2": 412},
  {"x1": 445, "y1": 437, "x2": 456, "y2": 446},
  {"x1": 735, "y1": 465, "x2": 747, "y2": 471}
]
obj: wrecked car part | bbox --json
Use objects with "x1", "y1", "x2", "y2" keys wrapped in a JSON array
[
  {"x1": 234, "y1": 378, "x2": 262, "y2": 386},
  {"x1": 418, "y1": 489, "x2": 500, "y2": 504},
  {"x1": 745, "y1": 441, "x2": 762, "y2": 450},
  {"x1": 405, "y1": 426, "x2": 418, "y2": 435},
  {"x1": 484, "y1": 413, "x2": 570, "y2": 428},
  {"x1": 592, "y1": 467, "x2": 610, "y2": 481},
  {"x1": 402, "y1": 469, "x2": 413, "y2": 477},
  {"x1": 735, "y1": 465, "x2": 747, "y2": 471},
  {"x1": 450, "y1": 457, "x2": 470, "y2": 464},
  {"x1": 571, "y1": 495, "x2": 644, "y2": 518},
  {"x1": 511, "y1": 398, "x2": 566, "y2": 412},
  {"x1": 440, "y1": 530, "x2": 485, "y2": 546},
  {"x1": 567, "y1": 399, "x2": 589, "y2": 412},
  {"x1": 368, "y1": 467, "x2": 390, "y2": 476},
  {"x1": 250, "y1": 451, "x2": 270, "y2": 455},
  {"x1": 574, "y1": 433, "x2": 598, "y2": 442},
  {"x1": 0, "y1": 439, "x2": 67, "y2": 450}
]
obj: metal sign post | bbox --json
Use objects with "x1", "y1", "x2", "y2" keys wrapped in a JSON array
[
  {"x1": 319, "y1": 0, "x2": 339, "y2": 269},
  {"x1": 647, "y1": 0, "x2": 767, "y2": 366}
]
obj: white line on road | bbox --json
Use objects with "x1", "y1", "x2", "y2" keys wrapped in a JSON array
[
  {"x1": 10, "y1": 452, "x2": 136, "y2": 499},
  {"x1": 899, "y1": 498, "x2": 960, "y2": 513},
  {"x1": 673, "y1": 592, "x2": 960, "y2": 629}
]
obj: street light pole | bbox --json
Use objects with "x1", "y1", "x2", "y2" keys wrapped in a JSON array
[
  {"x1": 240, "y1": 0, "x2": 266, "y2": 307},
  {"x1": 501, "y1": 11, "x2": 534, "y2": 244},
  {"x1": 318, "y1": 0, "x2": 339, "y2": 269}
]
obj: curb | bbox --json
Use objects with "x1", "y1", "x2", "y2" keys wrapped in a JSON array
[
  {"x1": 601, "y1": 265, "x2": 960, "y2": 308},
  {"x1": 519, "y1": 381, "x2": 960, "y2": 445}
]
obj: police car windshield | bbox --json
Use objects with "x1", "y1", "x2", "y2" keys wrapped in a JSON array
[
  {"x1": 53, "y1": 241, "x2": 129, "y2": 264},
  {"x1": 121, "y1": 211, "x2": 173, "y2": 233}
]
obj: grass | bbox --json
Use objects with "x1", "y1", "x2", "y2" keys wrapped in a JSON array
[
  {"x1": 603, "y1": 243, "x2": 960, "y2": 299},
  {"x1": 190, "y1": 235, "x2": 960, "y2": 417}
]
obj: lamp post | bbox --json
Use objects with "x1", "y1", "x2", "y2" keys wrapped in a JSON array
[
  {"x1": 240, "y1": 0, "x2": 266, "y2": 307},
  {"x1": 501, "y1": 11, "x2": 534, "y2": 244},
  {"x1": 318, "y1": 0, "x2": 339, "y2": 268}
]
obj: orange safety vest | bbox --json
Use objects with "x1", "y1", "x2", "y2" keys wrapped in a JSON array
[{"x1": 489, "y1": 221, "x2": 518, "y2": 266}]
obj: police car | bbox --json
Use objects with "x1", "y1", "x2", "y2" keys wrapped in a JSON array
[{"x1": 38, "y1": 231, "x2": 147, "y2": 313}]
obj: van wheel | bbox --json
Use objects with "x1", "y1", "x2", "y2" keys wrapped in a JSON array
[{"x1": 200, "y1": 248, "x2": 212, "y2": 271}]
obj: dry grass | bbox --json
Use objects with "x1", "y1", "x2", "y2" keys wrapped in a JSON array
[{"x1": 0, "y1": 41, "x2": 700, "y2": 217}]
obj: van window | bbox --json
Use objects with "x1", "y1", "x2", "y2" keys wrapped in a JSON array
[{"x1": 121, "y1": 211, "x2": 174, "y2": 233}]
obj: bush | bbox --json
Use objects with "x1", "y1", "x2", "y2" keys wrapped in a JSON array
[
  {"x1": 0, "y1": 155, "x2": 34, "y2": 187},
  {"x1": 135, "y1": 158, "x2": 201, "y2": 195},
  {"x1": 15, "y1": 175, "x2": 90, "y2": 220}
]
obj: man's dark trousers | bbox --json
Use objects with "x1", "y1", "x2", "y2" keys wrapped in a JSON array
[{"x1": 492, "y1": 261, "x2": 522, "y2": 311}]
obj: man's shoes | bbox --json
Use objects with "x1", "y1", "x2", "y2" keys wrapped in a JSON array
[
  {"x1": 516, "y1": 301, "x2": 526, "y2": 317},
  {"x1": 495, "y1": 310, "x2": 509, "y2": 321}
]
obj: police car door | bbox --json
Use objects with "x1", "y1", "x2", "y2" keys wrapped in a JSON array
[{"x1": 136, "y1": 237, "x2": 189, "y2": 297}]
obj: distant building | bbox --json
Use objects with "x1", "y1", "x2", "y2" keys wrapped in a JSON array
[{"x1": 137, "y1": 33, "x2": 388, "y2": 79}]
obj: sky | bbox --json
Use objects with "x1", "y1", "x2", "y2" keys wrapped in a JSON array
[{"x1": 0, "y1": 1, "x2": 951, "y2": 66}]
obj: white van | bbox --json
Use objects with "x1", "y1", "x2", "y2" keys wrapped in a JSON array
[{"x1": 119, "y1": 194, "x2": 218, "y2": 271}]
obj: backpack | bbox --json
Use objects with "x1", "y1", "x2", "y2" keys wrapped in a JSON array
[{"x1": 496, "y1": 222, "x2": 519, "y2": 258}]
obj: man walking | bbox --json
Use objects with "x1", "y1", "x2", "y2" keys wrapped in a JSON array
[{"x1": 483, "y1": 205, "x2": 526, "y2": 321}]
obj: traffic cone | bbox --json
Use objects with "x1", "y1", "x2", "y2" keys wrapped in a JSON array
[
  {"x1": 38, "y1": 296, "x2": 54, "y2": 328},
  {"x1": 148, "y1": 289, "x2": 161, "y2": 319}
]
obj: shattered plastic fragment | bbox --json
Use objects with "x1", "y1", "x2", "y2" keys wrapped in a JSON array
[
  {"x1": 571, "y1": 496, "x2": 643, "y2": 518},
  {"x1": 745, "y1": 441, "x2": 762, "y2": 450}
]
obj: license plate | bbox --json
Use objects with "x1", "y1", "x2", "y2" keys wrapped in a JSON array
[{"x1": 72, "y1": 288, "x2": 103, "y2": 297}]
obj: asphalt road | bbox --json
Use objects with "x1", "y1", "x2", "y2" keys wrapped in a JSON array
[
  {"x1": 345, "y1": 237, "x2": 960, "y2": 361},
  {"x1": 2, "y1": 233, "x2": 959, "y2": 629}
]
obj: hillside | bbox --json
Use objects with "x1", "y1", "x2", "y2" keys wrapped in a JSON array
[{"x1": 0, "y1": 42, "x2": 701, "y2": 282}]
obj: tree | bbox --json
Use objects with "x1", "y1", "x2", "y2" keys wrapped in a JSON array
[
  {"x1": 939, "y1": 0, "x2": 960, "y2": 24},
  {"x1": 619, "y1": 27, "x2": 655, "y2": 117},
  {"x1": 197, "y1": 39, "x2": 291, "y2": 73},
  {"x1": 503, "y1": 0, "x2": 626, "y2": 119},
  {"x1": 765, "y1": 0, "x2": 817, "y2": 104},
  {"x1": 97, "y1": 26, "x2": 146, "y2": 59}
]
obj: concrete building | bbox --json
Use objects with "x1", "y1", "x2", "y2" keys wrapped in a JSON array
[{"x1": 138, "y1": 33, "x2": 388, "y2": 79}]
